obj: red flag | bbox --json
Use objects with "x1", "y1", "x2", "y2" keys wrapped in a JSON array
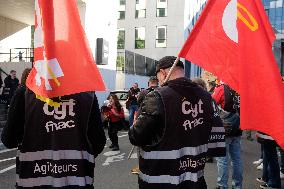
[
  {"x1": 26, "y1": 0, "x2": 106, "y2": 99},
  {"x1": 179, "y1": 0, "x2": 284, "y2": 149}
]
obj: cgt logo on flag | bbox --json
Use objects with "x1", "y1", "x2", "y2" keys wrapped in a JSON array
[
  {"x1": 222, "y1": 0, "x2": 258, "y2": 43},
  {"x1": 34, "y1": 0, "x2": 64, "y2": 91},
  {"x1": 179, "y1": 0, "x2": 284, "y2": 149},
  {"x1": 26, "y1": 0, "x2": 105, "y2": 101}
]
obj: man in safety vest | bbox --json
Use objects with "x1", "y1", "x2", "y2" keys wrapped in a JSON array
[
  {"x1": 129, "y1": 56, "x2": 226, "y2": 189},
  {"x1": 2, "y1": 90, "x2": 106, "y2": 189}
]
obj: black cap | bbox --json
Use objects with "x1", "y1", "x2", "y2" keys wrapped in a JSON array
[
  {"x1": 149, "y1": 76, "x2": 158, "y2": 82},
  {"x1": 155, "y1": 56, "x2": 184, "y2": 74}
]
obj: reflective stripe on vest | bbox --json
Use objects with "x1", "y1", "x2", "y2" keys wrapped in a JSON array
[
  {"x1": 19, "y1": 150, "x2": 94, "y2": 163},
  {"x1": 208, "y1": 142, "x2": 226, "y2": 149},
  {"x1": 16, "y1": 175, "x2": 93, "y2": 187},
  {"x1": 140, "y1": 144, "x2": 208, "y2": 160},
  {"x1": 211, "y1": 126, "x2": 225, "y2": 133},
  {"x1": 139, "y1": 170, "x2": 204, "y2": 184}
]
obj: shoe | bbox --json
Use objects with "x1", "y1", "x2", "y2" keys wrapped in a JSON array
[
  {"x1": 256, "y1": 177, "x2": 266, "y2": 184},
  {"x1": 253, "y1": 159, "x2": 263, "y2": 165},
  {"x1": 280, "y1": 171, "x2": 284, "y2": 179},
  {"x1": 260, "y1": 183, "x2": 281, "y2": 188},
  {"x1": 257, "y1": 163, "x2": 263, "y2": 170},
  {"x1": 112, "y1": 146, "x2": 119, "y2": 151},
  {"x1": 131, "y1": 166, "x2": 140, "y2": 174}
]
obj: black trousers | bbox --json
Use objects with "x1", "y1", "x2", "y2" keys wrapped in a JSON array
[{"x1": 108, "y1": 122, "x2": 120, "y2": 147}]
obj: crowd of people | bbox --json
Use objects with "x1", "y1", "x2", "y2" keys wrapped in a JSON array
[{"x1": 0, "y1": 57, "x2": 283, "y2": 189}]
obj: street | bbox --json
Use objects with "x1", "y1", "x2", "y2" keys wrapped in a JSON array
[{"x1": 0, "y1": 130, "x2": 283, "y2": 189}]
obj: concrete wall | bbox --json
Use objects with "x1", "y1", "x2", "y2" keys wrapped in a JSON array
[
  {"x1": 118, "y1": 0, "x2": 185, "y2": 61},
  {"x1": 0, "y1": 16, "x2": 28, "y2": 41}
]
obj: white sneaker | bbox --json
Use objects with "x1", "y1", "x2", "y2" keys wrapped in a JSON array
[
  {"x1": 280, "y1": 171, "x2": 284, "y2": 179},
  {"x1": 253, "y1": 159, "x2": 263, "y2": 165},
  {"x1": 257, "y1": 163, "x2": 263, "y2": 170}
]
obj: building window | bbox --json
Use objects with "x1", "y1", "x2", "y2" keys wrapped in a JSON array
[
  {"x1": 118, "y1": 0, "x2": 126, "y2": 20},
  {"x1": 136, "y1": 0, "x2": 146, "y2": 18},
  {"x1": 156, "y1": 26, "x2": 167, "y2": 48},
  {"x1": 135, "y1": 27, "x2": 145, "y2": 49},
  {"x1": 120, "y1": 0, "x2": 125, "y2": 5},
  {"x1": 117, "y1": 29, "x2": 125, "y2": 49},
  {"x1": 156, "y1": 0, "x2": 167, "y2": 17}
]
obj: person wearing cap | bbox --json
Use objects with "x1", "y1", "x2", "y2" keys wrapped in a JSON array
[{"x1": 129, "y1": 56, "x2": 225, "y2": 189}]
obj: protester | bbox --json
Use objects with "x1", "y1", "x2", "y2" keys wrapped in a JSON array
[
  {"x1": 208, "y1": 80, "x2": 216, "y2": 94},
  {"x1": 212, "y1": 82, "x2": 243, "y2": 189},
  {"x1": 1, "y1": 88, "x2": 106, "y2": 188},
  {"x1": 192, "y1": 77, "x2": 216, "y2": 164},
  {"x1": 131, "y1": 76, "x2": 159, "y2": 175},
  {"x1": 1, "y1": 68, "x2": 31, "y2": 148},
  {"x1": 126, "y1": 82, "x2": 140, "y2": 127},
  {"x1": 129, "y1": 56, "x2": 225, "y2": 189},
  {"x1": 137, "y1": 76, "x2": 159, "y2": 106},
  {"x1": 192, "y1": 77, "x2": 207, "y2": 91},
  {"x1": 3, "y1": 70, "x2": 19, "y2": 101},
  {"x1": 256, "y1": 132, "x2": 281, "y2": 188},
  {"x1": 253, "y1": 144, "x2": 264, "y2": 170},
  {"x1": 105, "y1": 94, "x2": 125, "y2": 151}
]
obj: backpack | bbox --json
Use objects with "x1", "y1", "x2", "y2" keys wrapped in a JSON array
[
  {"x1": 221, "y1": 84, "x2": 241, "y2": 136},
  {"x1": 223, "y1": 84, "x2": 240, "y2": 113}
]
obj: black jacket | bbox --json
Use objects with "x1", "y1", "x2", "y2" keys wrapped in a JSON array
[
  {"x1": 1, "y1": 90, "x2": 106, "y2": 189},
  {"x1": 4, "y1": 75, "x2": 19, "y2": 97},
  {"x1": 1, "y1": 85, "x2": 26, "y2": 148},
  {"x1": 129, "y1": 77, "x2": 225, "y2": 189},
  {"x1": 129, "y1": 77, "x2": 225, "y2": 155}
]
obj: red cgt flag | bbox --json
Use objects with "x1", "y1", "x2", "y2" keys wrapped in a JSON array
[
  {"x1": 179, "y1": 0, "x2": 284, "y2": 149},
  {"x1": 26, "y1": 0, "x2": 106, "y2": 99}
]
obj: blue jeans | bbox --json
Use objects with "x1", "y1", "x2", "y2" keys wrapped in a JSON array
[
  {"x1": 262, "y1": 143, "x2": 281, "y2": 188},
  {"x1": 129, "y1": 104, "x2": 138, "y2": 127},
  {"x1": 216, "y1": 136, "x2": 243, "y2": 189}
]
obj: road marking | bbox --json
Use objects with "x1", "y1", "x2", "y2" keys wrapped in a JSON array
[
  {"x1": 0, "y1": 157, "x2": 16, "y2": 163},
  {"x1": 103, "y1": 151, "x2": 120, "y2": 157},
  {"x1": 130, "y1": 153, "x2": 137, "y2": 159},
  {"x1": 0, "y1": 148, "x2": 16, "y2": 154},
  {"x1": 106, "y1": 134, "x2": 128, "y2": 141},
  {"x1": 0, "y1": 164, "x2": 16, "y2": 174},
  {"x1": 102, "y1": 153, "x2": 125, "y2": 166}
]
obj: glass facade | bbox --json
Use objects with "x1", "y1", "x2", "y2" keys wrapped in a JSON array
[{"x1": 262, "y1": 0, "x2": 284, "y2": 75}]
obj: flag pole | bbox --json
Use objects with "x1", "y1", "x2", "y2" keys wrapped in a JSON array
[{"x1": 162, "y1": 56, "x2": 180, "y2": 86}]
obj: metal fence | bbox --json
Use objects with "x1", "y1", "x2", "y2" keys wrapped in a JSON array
[
  {"x1": 0, "y1": 48, "x2": 34, "y2": 63},
  {"x1": 117, "y1": 50, "x2": 158, "y2": 76}
]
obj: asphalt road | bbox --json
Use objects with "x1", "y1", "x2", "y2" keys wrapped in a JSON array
[{"x1": 0, "y1": 131, "x2": 283, "y2": 189}]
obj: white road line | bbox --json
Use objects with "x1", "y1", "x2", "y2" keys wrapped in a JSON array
[
  {"x1": 106, "y1": 134, "x2": 128, "y2": 141},
  {"x1": 0, "y1": 157, "x2": 16, "y2": 163},
  {"x1": 0, "y1": 164, "x2": 16, "y2": 174},
  {"x1": 0, "y1": 148, "x2": 16, "y2": 154}
]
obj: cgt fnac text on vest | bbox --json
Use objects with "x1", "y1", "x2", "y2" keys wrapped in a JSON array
[
  {"x1": 43, "y1": 99, "x2": 77, "y2": 133},
  {"x1": 181, "y1": 99, "x2": 204, "y2": 131}
]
